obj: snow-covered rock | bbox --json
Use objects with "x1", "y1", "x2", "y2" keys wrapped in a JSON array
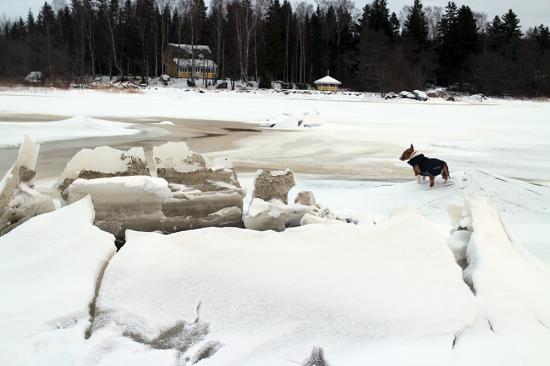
[
  {"x1": 91, "y1": 208, "x2": 477, "y2": 365},
  {"x1": 0, "y1": 196, "x2": 116, "y2": 365},
  {"x1": 253, "y1": 169, "x2": 295, "y2": 204},
  {"x1": 462, "y1": 94, "x2": 486, "y2": 103},
  {"x1": 399, "y1": 90, "x2": 416, "y2": 99},
  {"x1": 383, "y1": 92, "x2": 399, "y2": 99},
  {"x1": 413, "y1": 90, "x2": 429, "y2": 101}
]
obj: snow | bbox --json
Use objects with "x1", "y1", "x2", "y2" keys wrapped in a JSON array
[
  {"x1": 262, "y1": 111, "x2": 323, "y2": 129},
  {"x1": 57, "y1": 146, "x2": 146, "y2": 183},
  {"x1": 1, "y1": 88, "x2": 549, "y2": 364},
  {"x1": 93, "y1": 207, "x2": 477, "y2": 365},
  {"x1": 237, "y1": 169, "x2": 550, "y2": 264},
  {"x1": 452, "y1": 195, "x2": 550, "y2": 366},
  {"x1": 0, "y1": 196, "x2": 116, "y2": 365},
  {"x1": 399, "y1": 90, "x2": 416, "y2": 99},
  {"x1": 314, "y1": 75, "x2": 342, "y2": 85},
  {"x1": 0, "y1": 115, "x2": 139, "y2": 147},
  {"x1": 69, "y1": 176, "x2": 171, "y2": 199},
  {"x1": 1, "y1": 88, "x2": 549, "y2": 181}
]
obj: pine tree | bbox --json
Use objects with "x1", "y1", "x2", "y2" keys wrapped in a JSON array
[
  {"x1": 265, "y1": 0, "x2": 284, "y2": 80},
  {"x1": 309, "y1": 6, "x2": 327, "y2": 81},
  {"x1": 501, "y1": 9, "x2": 522, "y2": 39},
  {"x1": 534, "y1": 25, "x2": 550, "y2": 49},
  {"x1": 402, "y1": 0, "x2": 428, "y2": 47}
]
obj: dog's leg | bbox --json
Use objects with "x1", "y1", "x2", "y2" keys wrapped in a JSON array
[
  {"x1": 442, "y1": 164, "x2": 450, "y2": 182},
  {"x1": 422, "y1": 176, "x2": 426, "y2": 182},
  {"x1": 429, "y1": 175, "x2": 435, "y2": 189},
  {"x1": 413, "y1": 166, "x2": 421, "y2": 184}
]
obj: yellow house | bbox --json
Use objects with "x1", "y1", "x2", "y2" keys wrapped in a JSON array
[
  {"x1": 314, "y1": 75, "x2": 341, "y2": 91},
  {"x1": 164, "y1": 44, "x2": 217, "y2": 80}
]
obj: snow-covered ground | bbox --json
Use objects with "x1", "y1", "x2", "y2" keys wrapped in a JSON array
[
  {"x1": 1, "y1": 189, "x2": 549, "y2": 365},
  {"x1": 1, "y1": 87, "x2": 549, "y2": 365},
  {"x1": 0, "y1": 115, "x2": 138, "y2": 148},
  {"x1": 1, "y1": 88, "x2": 549, "y2": 182}
]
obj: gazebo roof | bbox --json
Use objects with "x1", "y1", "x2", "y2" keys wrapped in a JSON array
[{"x1": 314, "y1": 75, "x2": 342, "y2": 85}]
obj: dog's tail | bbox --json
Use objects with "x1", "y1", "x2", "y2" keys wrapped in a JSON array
[{"x1": 442, "y1": 164, "x2": 450, "y2": 180}]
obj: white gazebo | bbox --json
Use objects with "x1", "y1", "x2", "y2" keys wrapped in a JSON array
[{"x1": 314, "y1": 74, "x2": 341, "y2": 92}]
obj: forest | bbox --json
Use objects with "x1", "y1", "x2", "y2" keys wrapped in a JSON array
[{"x1": 0, "y1": 0, "x2": 549, "y2": 96}]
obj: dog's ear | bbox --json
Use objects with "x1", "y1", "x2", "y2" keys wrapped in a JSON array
[{"x1": 410, "y1": 143, "x2": 414, "y2": 149}]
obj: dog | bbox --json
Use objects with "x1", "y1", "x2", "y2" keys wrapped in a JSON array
[{"x1": 399, "y1": 144, "x2": 450, "y2": 189}]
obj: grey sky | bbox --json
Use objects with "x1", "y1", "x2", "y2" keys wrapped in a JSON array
[{"x1": 1, "y1": 0, "x2": 548, "y2": 29}]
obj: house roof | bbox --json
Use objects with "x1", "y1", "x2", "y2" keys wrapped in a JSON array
[
  {"x1": 314, "y1": 75, "x2": 341, "y2": 85},
  {"x1": 167, "y1": 43, "x2": 214, "y2": 59}
]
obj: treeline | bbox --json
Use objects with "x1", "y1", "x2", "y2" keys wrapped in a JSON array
[{"x1": 0, "y1": 0, "x2": 549, "y2": 96}]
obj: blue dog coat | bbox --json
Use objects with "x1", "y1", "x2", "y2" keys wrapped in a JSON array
[{"x1": 408, "y1": 154, "x2": 446, "y2": 176}]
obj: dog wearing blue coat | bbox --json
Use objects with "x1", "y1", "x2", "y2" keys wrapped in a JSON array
[{"x1": 399, "y1": 144, "x2": 450, "y2": 189}]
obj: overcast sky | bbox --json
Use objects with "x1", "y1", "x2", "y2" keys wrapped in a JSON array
[{"x1": 1, "y1": 0, "x2": 548, "y2": 29}]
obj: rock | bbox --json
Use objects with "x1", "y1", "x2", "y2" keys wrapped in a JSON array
[
  {"x1": 427, "y1": 89, "x2": 449, "y2": 99},
  {"x1": 398, "y1": 91, "x2": 416, "y2": 99},
  {"x1": 464, "y1": 94, "x2": 486, "y2": 103},
  {"x1": 384, "y1": 92, "x2": 399, "y2": 100},
  {"x1": 0, "y1": 136, "x2": 55, "y2": 235},
  {"x1": 243, "y1": 198, "x2": 289, "y2": 232},
  {"x1": 413, "y1": 90, "x2": 429, "y2": 101},
  {"x1": 294, "y1": 191, "x2": 317, "y2": 206},
  {"x1": 253, "y1": 169, "x2": 295, "y2": 204}
]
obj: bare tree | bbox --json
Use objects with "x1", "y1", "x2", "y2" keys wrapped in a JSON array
[
  {"x1": 106, "y1": 0, "x2": 123, "y2": 78},
  {"x1": 156, "y1": 0, "x2": 172, "y2": 75},
  {"x1": 229, "y1": 0, "x2": 264, "y2": 82},
  {"x1": 424, "y1": 6, "x2": 442, "y2": 41},
  {"x1": 209, "y1": 0, "x2": 225, "y2": 80},
  {"x1": 474, "y1": 12, "x2": 488, "y2": 33}
]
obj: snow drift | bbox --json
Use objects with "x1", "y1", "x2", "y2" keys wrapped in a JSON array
[
  {"x1": 91, "y1": 207, "x2": 477, "y2": 365},
  {"x1": 0, "y1": 115, "x2": 139, "y2": 148},
  {"x1": 0, "y1": 196, "x2": 116, "y2": 365}
]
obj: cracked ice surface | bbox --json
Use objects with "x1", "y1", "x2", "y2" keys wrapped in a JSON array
[{"x1": 451, "y1": 196, "x2": 550, "y2": 366}]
